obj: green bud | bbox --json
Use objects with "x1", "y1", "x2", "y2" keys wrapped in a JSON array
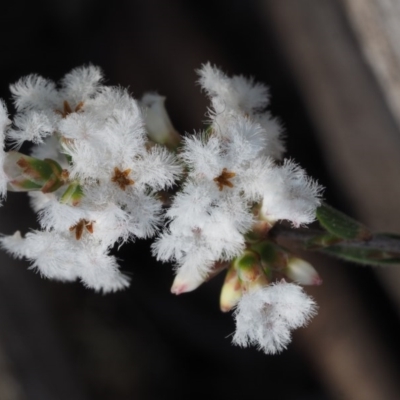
[
  {"x1": 60, "y1": 182, "x2": 84, "y2": 206},
  {"x1": 233, "y1": 250, "x2": 262, "y2": 283},
  {"x1": 250, "y1": 241, "x2": 288, "y2": 278},
  {"x1": 4, "y1": 151, "x2": 65, "y2": 193}
]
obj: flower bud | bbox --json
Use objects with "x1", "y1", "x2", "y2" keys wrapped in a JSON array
[
  {"x1": 233, "y1": 250, "x2": 262, "y2": 283},
  {"x1": 251, "y1": 241, "x2": 288, "y2": 278},
  {"x1": 286, "y1": 257, "x2": 322, "y2": 285},
  {"x1": 220, "y1": 265, "x2": 243, "y2": 312},
  {"x1": 60, "y1": 182, "x2": 84, "y2": 206},
  {"x1": 171, "y1": 267, "x2": 207, "y2": 295},
  {"x1": 141, "y1": 93, "x2": 181, "y2": 149}
]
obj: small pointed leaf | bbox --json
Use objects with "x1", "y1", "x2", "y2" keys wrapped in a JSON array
[
  {"x1": 316, "y1": 203, "x2": 372, "y2": 240},
  {"x1": 322, "y1": 246, "x2": 400, "y2": 267}
]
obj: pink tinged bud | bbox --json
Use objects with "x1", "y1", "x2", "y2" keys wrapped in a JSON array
[
  {"x1": 141, "y1": 93, "x2": 181, "y2": 149},
  {"x1": 286, "y1": 257, "x2": 322, "y2": 286},
  {"x1": 220, "y1": 265, "x2": 243, "y2": 312},
  {"x1": 171, "y1": 268, "x2": 207, "y2": 295}
]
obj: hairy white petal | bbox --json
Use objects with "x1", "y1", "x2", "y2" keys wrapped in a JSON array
[
  {"x1": 78, "y1": 248, "x2": 130, "y2": 293},
  {"x1": 3, "y1": 231, "x2": 79, "y2": 281},
  {"x1": 60, "y1": 65, "x2": 103, "y2": 104},
  {"x1": 217, "y1": 114, "x2": 267, "y2": 165},
  {"x1": 38, "y1": 198, "x2": 86, "y2": 231},
  {"x1": 261, "y1": 160, "x2": 323, "y2": 226},
  {"x1": 0, "y1": 231, "x2": 27, "y2": 259},
  {"x1": 180, "y1": 134, "x2": 223, "y2": 180},
  {"x1": 153, "y1": 188, "x2": 251, "y2": 282},
  {"x1": 28, "y1": 191, "x2": 55, "y2": 212},
  {"x1": 10, "y1": 74, "x2": 58, "y2": 112},
  {"x1": 9, "y1": 111, "x2": 54, "y2": 147},
  {"x1": 255, "y1": 112, "x2": 286, "y2": 160},
  {"x1": 233, "y1": 282, "x2": 317, "y2": 354},
  {"x1": 197, "y1": 63, "x2": 270, "y2": 115},
  {"x1": 121, "y1": 191, "x2": 163, "y2": 239},
  {"x1": 133, "y1": 146, "x2": 182, "y2": 190}
]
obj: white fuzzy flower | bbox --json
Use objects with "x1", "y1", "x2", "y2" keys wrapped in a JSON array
[
  {"x1": 0, "y1": 100, "x2": 10, "y2": 197},
  {"x1": 77, "y1": 245, "x2": 130, "y2": 293},
  {"x1": 1, "y1": 65, "x2": 183, "y2": 292},
  {"x1": 0, "y1": 230, "x2": 79, "y2": 281},
  {"x1": 260, "y1": 160, "x2": 323, "y2": 226},
  {"x1": 197, "y1": 62, "x2": 270, "y2": 115},
  {"x1": 254, "y1": 112, "x2": 285, "y2": 160},
  {"x1": 0, "y1": 230, "x2": 129, "y2": 293},
  {"x1": 9, "y1": 110, "x2": 54, "y2": 148},
  {"x1": 10, "y1": 65, "x2": 103, "y2": 114},
  {"x1": 10, "y1": 74, "x2": 58, "y2": 112},
  {"x1": 197, "y1": 64, "x2": 285, "y2": 161},
  {"x1": 233, "y1": 282, "x2": 317, "y2": 354},
  {"x1": 59, "y1": 65, "x2": 103, "y2": 105},
  {"x1": 154, "y1": 66, "x2": 322, "y2": 287},
  {"x1": 153, "y1": 179, "x2": 253, "y2": 281},
  {"x1": 1, "y1": 63, "x2": 323, "y2": 300}
]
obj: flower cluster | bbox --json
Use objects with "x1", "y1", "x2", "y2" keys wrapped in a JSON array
[
  {"x1": 0, "y1": 66, "x2": 181, "y2": 292},
  {"x1": 151, "y1": 64, "x2": 323, "y2": 353},
  {"x1": 153, "y1": 65, "x2": 321, "y2": 291},
  {"x1": 0, "y1": 63, "x2": 323, "y2": 354}
]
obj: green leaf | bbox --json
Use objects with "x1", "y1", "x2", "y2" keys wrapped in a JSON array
[
  {"x1": 322, "y1": 246, "x2": 400, "y2": 266},
  {"x1": 316, "y1": 203, "x2": 372, "y2": 240},
  {"x1": 376, "y1": 232, "x2": 400, "y2": 241}
]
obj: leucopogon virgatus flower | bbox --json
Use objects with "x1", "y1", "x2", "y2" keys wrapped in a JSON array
[
  {"x1": 0, "y1": 65, "x2": 182, "y2": 292},
  {"x1": 0, "y1": 63, "x2": 323, "y2": 355}
]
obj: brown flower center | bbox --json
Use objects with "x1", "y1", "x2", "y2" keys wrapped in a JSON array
[
  {"x1": 56, "y1": 100, "x2": 84, "y2": 118},
  {"x1": 111, "y1": 167, "x2": 134, "y2": 190},
  {"x1": 69, "y1": 219, "x2": 94, "y2": 240},
  {"x1": 214, "y1": 168, "x2": 236, "y2": 191}
]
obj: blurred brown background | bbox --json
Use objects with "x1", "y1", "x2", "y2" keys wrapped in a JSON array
[{"x1": 1, "y1": 0, "x2": 400, "y2": 399}]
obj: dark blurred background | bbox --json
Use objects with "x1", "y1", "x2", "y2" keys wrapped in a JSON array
[{"x1": 1, "y1": 0, "x2": 400, "y2": 399}]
